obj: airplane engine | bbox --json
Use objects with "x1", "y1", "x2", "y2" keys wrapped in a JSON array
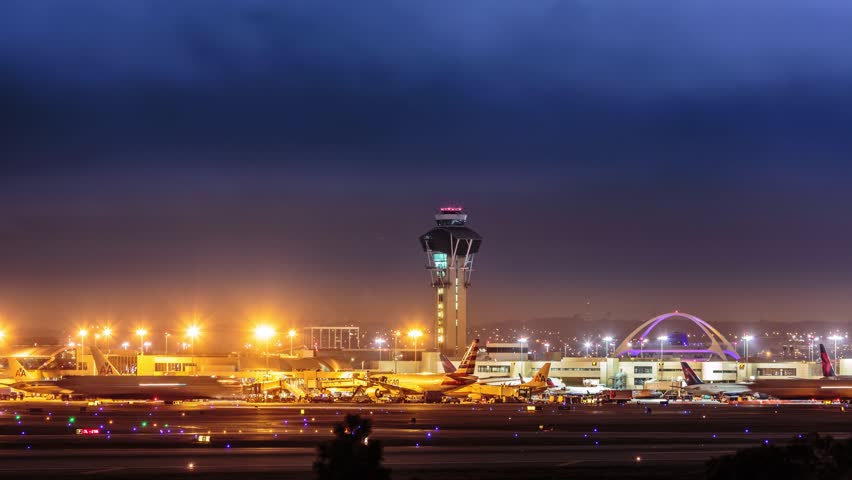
[{"x1": 365, "y1": 387, "x2": 384, "y2": 401}]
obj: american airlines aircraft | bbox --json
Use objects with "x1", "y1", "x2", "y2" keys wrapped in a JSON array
[
  {"x1": 450, "y1": 363, "x2": 553, "y2": 399},
  {"x1": 366, "y1": 339, "x2": 479, "y2": 397},
  {"x1": 12, "y1": 346, "x2": 242, "y2": 400}
]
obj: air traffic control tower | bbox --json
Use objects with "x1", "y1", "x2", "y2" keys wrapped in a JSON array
[{"x1": 420, "y1": 206, "x2": 482, "y2": 357}]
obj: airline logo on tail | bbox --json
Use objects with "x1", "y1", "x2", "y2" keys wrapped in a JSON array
[
  {"x1": 819, "y1": 344, "x2": 836, "y2": 378},
  {"x1": 680, "y1": 362, "x2": 703, "y2": 385},
  {"x1": 91, "y1": 346, "x2": 122, "y2": 376},
  {"x1": 9, "y1": 359, "x2": 35, "y2": 381},
  {"x1": 452, "y1": 339, "x2": 479, "y2": 376},
  {"x1": 531, "y1": 363, "x2": 551, "y2": 384}
]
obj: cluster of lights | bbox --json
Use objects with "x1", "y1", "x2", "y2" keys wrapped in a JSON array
[{"x1": 64, "y1": 325, "x2": 203, "y2": 356}]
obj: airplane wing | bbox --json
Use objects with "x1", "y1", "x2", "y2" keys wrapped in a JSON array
[
  {"x1": 479, "y1": 377, "x2": 519, "y2": 386},
  {"x1": 10, "y1": 380, "x2": 71, "y2": 395}
]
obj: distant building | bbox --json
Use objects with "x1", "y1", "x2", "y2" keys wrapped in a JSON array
[{"x1": 481, "y1": 342, "x2": 529, "y2": 361}]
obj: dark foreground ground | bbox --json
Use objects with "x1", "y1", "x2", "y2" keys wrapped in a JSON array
[{"x1": 1, "y1": 399, "x2": 850, "y2": 479}]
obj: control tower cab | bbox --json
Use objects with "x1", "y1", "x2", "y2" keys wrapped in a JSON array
[{"x1": 420, "y1": 206, "x2": 482, "y2": 357}]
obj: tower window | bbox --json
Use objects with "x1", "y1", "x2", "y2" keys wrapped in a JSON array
[{"x1": 433, "y1": 252, "x2": 448, "y2": 270}]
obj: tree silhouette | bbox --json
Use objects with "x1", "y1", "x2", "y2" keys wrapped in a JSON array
[
  {"x1": 706, "y1": 432, "x2": 852, "y2": 480},
  {"x1": 314, "y1": 414, "x2": 391, "y2": 480}
]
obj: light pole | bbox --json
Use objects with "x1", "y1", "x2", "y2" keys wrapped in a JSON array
[
  {"x1": 639, "y1": 338, "x2": 647, "y2": 358},
  {"x1": 375, "y1": 338, "x2": 386, "y2": 362},
  {"x1": 603, "y1": 336, "x2": 613, "y2": 357},
  {"x1": 409, "y1": 329, "x2": 423, "y2": 371},
  {"x1": 78, "y1": 329, "x2": 88, "y2": 371},
  {"x1": 563, "y1": 343, "x2": 568, "y2": 358},
  {"x1": 657, "y1": 335, "x2": 668, "y2": 380},
  {"x1": 518, "y1": 337, "x2": 528, "y2": 361},
  {"x1": 657, "y1": 336, "x2": 668, "y2": 361},
  {"x1": 186, "y1": 325, "x2": 200, "y2": 356},
  {"x1": 136, "y1": 328, "x2": 147, "y2": 356},
  {"x1": 288, "y1": 329, "x2": 297, "y2": 356},
  {"x1": 584, "y1": 341, "x2": 591, "y2": 358},
  {"x1": 544, "y1": 342, "x2": 550, "y2": 354},
  {"x1": 830, "y1": 335, "x2": 843, "y2": 374},
  {"x1": 813, "y1": 336, "x2": 820, "y2": 363},
  {"x1": 102, "y1": 327, "x2": 112, "y2": 354},
  {"x1": 393, "y1": 331, "x2": 400, "y2": 374},
  {"x1": 255, "y1": 325, "x2": 275, "y2": 376},
  {"x1": 164, "y1": 332, "x2": 170, "y2": 355},
  {"x1": 742, "y1": 335, "x2": 753, "y2": 379}
]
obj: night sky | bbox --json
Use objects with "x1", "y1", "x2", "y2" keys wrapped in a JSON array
[{"x1": 3, "y1": 2, "x2": 852, "y2": 346}]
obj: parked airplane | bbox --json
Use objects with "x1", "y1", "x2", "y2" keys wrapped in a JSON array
[
  {"x1": 558, "y1": 383, "x2": 610, "y2": 396},
  {"x1": 450, "y1": 363, "x2": 553, "y2": 399},
  {"x1": 749, "y1": 344, "x2": 852, "y2": 400},
  {"x1": 366, "y1": 339, "x2": 479, "y2": 398},
  {"x1": 680, "y1": 362, "x2": 751, "y2": 396},
  {"x1": 476, "y1": 364, "x2": 564, "y2": 390},
  {"x1": 11, "y1": 347, "x2": 242, "y2": 400},
  {"x1": 1, "y1": 357, "x2": 49, "y2": 390}
]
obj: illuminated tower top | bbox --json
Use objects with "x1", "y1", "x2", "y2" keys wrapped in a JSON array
[{"x1": 434, "y1": 206, "x2": 468, "y2": 226}]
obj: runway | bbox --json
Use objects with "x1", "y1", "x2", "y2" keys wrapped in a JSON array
[{"x1": 2, "y1": 400, "x2": 850, "y2": 478}]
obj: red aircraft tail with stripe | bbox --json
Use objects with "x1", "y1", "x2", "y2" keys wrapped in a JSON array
[
  {"x1": 820, "y1": 344, "x2": 836, "y2": 378},
  {"x1": 452, "y1": 339, "x2": 479, "y2": 376}
]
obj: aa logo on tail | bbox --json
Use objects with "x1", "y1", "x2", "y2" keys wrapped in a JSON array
[{"x1": 14, "y1": 367, "x2": 28, "y2": 379}]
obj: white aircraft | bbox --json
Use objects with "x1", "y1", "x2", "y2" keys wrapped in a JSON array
[{"x1": 680, "y1": 361, "x2": 751, "y2": 396}]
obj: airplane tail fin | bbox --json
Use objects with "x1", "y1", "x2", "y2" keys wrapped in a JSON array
[
  {"x1": 531, "y1": 363, "x2": 551, "y2": 383},
  {"x1": 680, "y1": 361, "x2": 703, "y2": 385},
  {"x1": 439, "y1": 353, "x2": 457, "y2": 374},
  {"x1": 820, "y1": 344, "x2": 836, "y2": 377},
  {"x1": 91, "y1": 346, "x2": 121, "y2": 376},
  {"x1": 454, "y1": 339, "x2": 479, "y2": 376},
  {"x1": 523, "y1": 363, "x2": 551, "y2": 387},
  {"x1": 9, "y1": 358, "x2": 37, "y2": 381}
]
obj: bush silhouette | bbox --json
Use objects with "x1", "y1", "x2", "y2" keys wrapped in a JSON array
[
  {"x1": 706, "y1": 433, "x2": 852, "y2": 480},
  {"x1": 314, "y1": 414, "x2": 391, "y2": 480}
]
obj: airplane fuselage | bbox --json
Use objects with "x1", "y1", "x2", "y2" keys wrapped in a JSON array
[
  {"x1": 12, "y1": 375, "x2": 243, "y2": 400},
  {"x1": 685, "y1": 383, "x2": 750, "y2": 396},
  {"x1": 368, "y1": 373, "x2": 476, "y2": 394},
  {"x1": 751, "y1": 377, "x2": 852, "y2": 400}
]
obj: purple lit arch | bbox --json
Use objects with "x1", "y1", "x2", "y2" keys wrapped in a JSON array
[{"x1": 613, "y1": 312, "x2": 740, "y2": 361}]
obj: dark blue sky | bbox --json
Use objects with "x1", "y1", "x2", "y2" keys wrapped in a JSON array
[{"x1": 3, "y1": 2, "x2": 852, "y2": 345}]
